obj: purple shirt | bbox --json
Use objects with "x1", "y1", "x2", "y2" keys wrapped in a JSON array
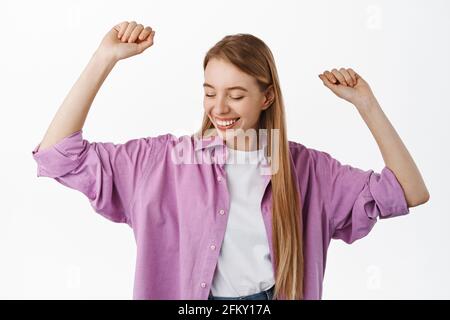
[{"x1": 31, "y1": 130, "x2": 410, "y2": 299}]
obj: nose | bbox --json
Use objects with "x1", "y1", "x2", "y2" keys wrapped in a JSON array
[{"x1": 214, "y1": 95, "x2": 230, "y2": 114}]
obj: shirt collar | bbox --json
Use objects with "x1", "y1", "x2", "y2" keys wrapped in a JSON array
[
  {"x1": 193, "y1": 129, "x2": 269, "y2": 152},
  {"x1": 193, "y1": 131, "x2": 225, "y2": 151},
  {"x1": 192, "y1": 130, "x2": 271, "y2": 173}
]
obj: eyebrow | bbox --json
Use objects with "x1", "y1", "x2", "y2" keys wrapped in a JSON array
[{"x1": 203, "y1": 83, "x2": 248, "y2": 92}]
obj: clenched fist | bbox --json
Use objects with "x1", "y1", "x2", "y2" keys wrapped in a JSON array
[
  {"x1": 98, "y1": 21, "x2": 156, "y2": 62},
  {"x1": 318, "y1": 68, "x2": 376, "y2": 108}
]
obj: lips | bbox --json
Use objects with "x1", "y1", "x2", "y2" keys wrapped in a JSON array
[{"x1": 214, "y1": 117, "x2": 240, "y2": 130}]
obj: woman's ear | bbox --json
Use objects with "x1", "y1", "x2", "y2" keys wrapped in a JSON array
[{"x1": 261, "y1": 85, "x2": 275, "y2": 110}]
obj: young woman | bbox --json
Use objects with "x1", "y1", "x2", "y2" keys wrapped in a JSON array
[{"x1": 32, "y1": 21, "x2": 429, "y2": 300}]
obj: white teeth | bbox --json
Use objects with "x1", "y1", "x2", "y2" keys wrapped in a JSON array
[{"x1": 216, "y1": 118, "x2": 238, "y2": 126}]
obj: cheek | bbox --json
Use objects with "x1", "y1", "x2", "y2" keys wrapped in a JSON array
[
  {"x1": 203, "y1": 100, "x2": 213, "y2": 113},
  {"x1": 237, "y1": 102, "x2": 260, "y2": 118}
]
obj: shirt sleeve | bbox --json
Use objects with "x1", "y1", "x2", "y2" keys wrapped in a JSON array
[
  {"x1": 312, "y1": 149, "x2": 410, "y2": 244},
  {"x1": 31, "y1": 130, "x2": 155, "y2": 226}
]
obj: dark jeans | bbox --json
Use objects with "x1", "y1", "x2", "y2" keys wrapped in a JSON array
[{"x1": 208, "y1": 285, "x2": 275, "y2": 300}]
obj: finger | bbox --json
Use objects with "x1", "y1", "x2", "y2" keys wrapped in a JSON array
[
  {"x1": 331, "y1": 68, "x2": 348, "y2": 86},
  {"x1": 347, "y1": 68, "x2": 357, "y2": 84},
  {"x1": 137, "y1": 30, "x2": 156, "y2": 52},
  {"x1": 113, "y1": 23, "x2": 121, "y2": 32},
  {"x1": 121, "y1": 21, "x2": 137, "y2": 42},
  {"x1": 319, "y1": 74, "x2": 337, "y2": 90},
  {"x1": 347, "y1": 68, "x2": 358, "y2": 85},
  {"x1": 116, "y1": 21, "x2": 128, "y2": 38},
  {"x1": 138, "y1": 26, "x2": 153, "y2": 41},
  {"x1": 129, "y1": 24, "x2": 144, "y2": 43},
  {"x1": 339, "y1": 68, "x2": 354, "y2": 86},
  {"x1": 324, "y1": 70, "x2": 337, "y2": 84}
]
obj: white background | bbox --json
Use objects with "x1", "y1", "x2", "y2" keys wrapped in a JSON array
[{"x1": 1, "y1": 0, "x2": 449, "y2": 299}]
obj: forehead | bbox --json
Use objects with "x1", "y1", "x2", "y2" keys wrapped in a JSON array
[{"x1": 204, "y1": 58, "x2": 256, "y2": 88}]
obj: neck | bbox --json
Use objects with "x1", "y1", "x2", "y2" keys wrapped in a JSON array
[{"x1": 225, "y1": 134, "x2": 264, "y2": 151}]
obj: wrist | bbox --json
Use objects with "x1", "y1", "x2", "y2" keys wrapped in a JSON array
[
  {"x1": 93, "y1": 48, "x2": 118, "y2": 66},
  {"x1": 355, "y1": 98, "x2": 382, "y2": 120},
  {"x1": 354, "y1": 95, "x2": 378, "y2": 112}
]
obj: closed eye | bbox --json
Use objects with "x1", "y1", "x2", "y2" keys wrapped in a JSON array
[{"x1": 205, "y1": 94, "x2": 244, "y2": 100}]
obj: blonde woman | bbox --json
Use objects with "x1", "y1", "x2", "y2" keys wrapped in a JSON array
[{"x1": 32, "y1": 21, "x2": 429, "y2": 300}]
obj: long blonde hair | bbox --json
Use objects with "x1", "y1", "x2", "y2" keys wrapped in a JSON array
[{"x1": 195, "y1": 34, "x2": 304, "y2": 300}]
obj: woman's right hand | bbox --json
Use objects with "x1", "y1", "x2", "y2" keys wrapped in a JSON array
[{"x1": 97, "y1": 21, "x2": 156, "y2": 62}]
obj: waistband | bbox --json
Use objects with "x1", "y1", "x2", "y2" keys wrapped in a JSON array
[{"x1": 208, "y1": 285, "x2": 275, "y2": 300}]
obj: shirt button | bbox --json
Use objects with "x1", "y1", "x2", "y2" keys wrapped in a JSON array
[
  {"x1": 201, "y1": 282, "x2": 207, "y2": 288},
  {"x1": 210, "y1": 245, "x2": 216, "y2": 250},
  {"x1": 217, "y1": 176, "x2": 223, "y2": 182},
  {"x1": 219, "y1": 209, "x2": 225, "y2": 215}
]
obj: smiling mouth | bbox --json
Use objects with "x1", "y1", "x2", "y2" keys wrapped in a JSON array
[{"x1": 214, "y1": 117, "x2": 241, "y2": 130}]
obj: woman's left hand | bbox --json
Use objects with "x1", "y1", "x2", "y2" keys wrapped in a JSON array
[{"x1": 318, "y1": 68, "x2": 376, "y2": 108}]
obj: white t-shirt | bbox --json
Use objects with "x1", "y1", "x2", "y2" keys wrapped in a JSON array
[{"x1": 210, "y1": 145, "x2": 275, "y2": 297}]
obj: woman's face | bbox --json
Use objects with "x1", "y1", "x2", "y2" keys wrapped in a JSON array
[{"x1": 203, "y1": 58, "x2": 273, "y2": 148}]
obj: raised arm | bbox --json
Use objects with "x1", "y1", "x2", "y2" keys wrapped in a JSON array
[
  {"x1": 318, "y1": 67, "x2": 430, "y2": 207},
  {"x1": 37, "y1": 21, "x2": 156, "y2": 151}
]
